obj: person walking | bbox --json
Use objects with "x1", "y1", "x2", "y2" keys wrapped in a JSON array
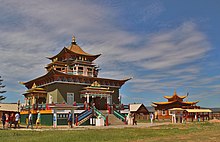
[
  {"x1": 36, "y1": 111, "x2": 41, "y2": 129},
  {"x1": 14, "y1": 112, "x2": 20, "y2": 128},
  {"x1": 9, "y1": 113, "x2": 14, "y2": 128},
  {"x1": 5, "y1": 113, "x2": 9, "y2": 129},
  {"x1": 1, "y1": 113, "x2": 6, "y2": 129},
  {"x1": 26, "y1": 112, "x2": 33, "y2": 129},
  {"x1": 67, "y1": 112, "x2": 73, "y2": 128},
  {"x1": 150, "y1": 113, "x2": 154, "y2": 124}
]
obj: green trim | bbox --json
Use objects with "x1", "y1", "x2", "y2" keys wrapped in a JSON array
[
  {"x1": 20, "y1": 114, "x2": 53, "y2": 126},
  {"x1": 94, "y1": 107, "x2": 106, "y2": 121},
  {"x1": 113, "y1": 110, "x2": 125, "y2": 122}
]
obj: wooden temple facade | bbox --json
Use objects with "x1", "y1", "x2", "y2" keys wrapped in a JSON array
[
  {"x1": 152, "y1": 90, "x2": 199, "y2": 120},
  {"x1": 20, "y1": 36, "x2": 130, "y2": 126}
]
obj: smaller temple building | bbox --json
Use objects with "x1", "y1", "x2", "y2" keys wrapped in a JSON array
[{"x1": 152, "y1": 90, "x2": 199, "y2": 120}]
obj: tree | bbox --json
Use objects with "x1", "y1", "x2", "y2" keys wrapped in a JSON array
[{"x1": 0, "y1": 76, "x2": 6, "y2": 101}]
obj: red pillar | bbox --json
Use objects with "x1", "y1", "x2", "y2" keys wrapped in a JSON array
[
  {"x1": 75, "y1": 115, "x2": 78, "y2": 126},
  {"x1": 107, "y1": 104, "x2": 111, "y2": 114},
  {"x1": 106, "y1": 115, "x2": 108, "y2": 126},
  {"x1": 124, "y1": 116, "x2": 127, "y2": 124}
]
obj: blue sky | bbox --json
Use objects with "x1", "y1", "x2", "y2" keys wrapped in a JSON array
[{"x1": 0, "y1": 0, "x2": 220, "y2": 107}]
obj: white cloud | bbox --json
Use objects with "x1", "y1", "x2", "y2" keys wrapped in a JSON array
[{"x1": 0, "y1": 1, "x2": 218, "y2": 106}]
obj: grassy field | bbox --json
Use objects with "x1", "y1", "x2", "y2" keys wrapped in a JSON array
[{"x1": 0, "y1": 122, "x2": 219, "y2": 142}]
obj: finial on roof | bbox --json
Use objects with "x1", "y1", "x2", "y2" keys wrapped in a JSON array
[
  {"x1": 72, "y1": 35, "x2": 76, "y2": 44},
  {"x1": 174, "y1": 89, "x2": 177, "y2": 96}
]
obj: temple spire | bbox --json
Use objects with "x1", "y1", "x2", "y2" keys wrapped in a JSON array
[
  {"x1": 71, "y1": 35, "x2": 76, "y2": 44},
  {"x1": 173, "y1": 89, "x2": 177, "y2": 96}
]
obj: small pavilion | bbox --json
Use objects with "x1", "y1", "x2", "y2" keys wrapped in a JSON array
[
  {"x1": 80, "y1": 81, "x2": 114, "y2": 110},
  {"x1": 152, "y1": 90, "x2": 199, "y2": 120}
]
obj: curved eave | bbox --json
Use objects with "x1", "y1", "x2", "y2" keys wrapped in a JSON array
[
  {"x1": 47, "y1": 47, "x2": 101, "y2": 61},
  {"x1": 182, "y1": 100, "x2": 199, "y2": 105},
  {"x1": 84, "y1": 87, "x2": 110, "y2": 90},
  {"x1": 22, "y1": 69, "x2": 131, "y2": 89},
  {"x1": 21, "y1": 69, "x2": 62, "y2": 88},
  {"x1": 152, "y1": 101, "x2": 174, "y2": 105},
  {"x1": 152, "y1": 100, "x2": 199, "y2": 106},
  {"x1": 26, "y1": 90, "x2": 47, "y2": 93},
  {"x1": 23, "y1": 91, "x2": 47, "y2": 95},
  {"x1": 164, "y1": 95, "x2": 187, "y2": 99},
  {"x1": 27, "y1": 87, "x2": 46, "y2": 92}
]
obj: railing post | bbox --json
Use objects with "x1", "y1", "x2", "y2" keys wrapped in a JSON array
[
  {"x1": 76, "y1": 115, "x2": 78, "y2": 126},
  {"x1": 124, "y1": 116, "x2": 127, "y2": 124},
  {"x1": 107, "y1": 104, "x2": 110, "y2": 114},
  {"x1": 106, "y1": 115, "x2": 108, "y2": 126}
]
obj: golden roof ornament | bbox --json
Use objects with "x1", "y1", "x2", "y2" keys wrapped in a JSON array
[
  {"x1": 91, "y1": 81, "x2": 100, "y2": 87},
  {"x1": 173, "y1": 89, "x2": 177, "y2": 96},
  {"x1": 32, "y1": 83, "x2": 37, "y2": 89},
  {"x1": 72, "y1": 35, "x2": 76, "y2": 43}
]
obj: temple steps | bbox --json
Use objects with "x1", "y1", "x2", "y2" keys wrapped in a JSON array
[
  {"x1": 108, "y1": 114, "x2": 125, "y2": 125},
  {"x1": 78, "y1": 114, "x2": 93, "y2": 126}
]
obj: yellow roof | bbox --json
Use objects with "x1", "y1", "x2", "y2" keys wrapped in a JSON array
[
  {"x1": 152, "y1": 100, "x2": 199, "y2": 105},
  {"x1": 185, "y1": 109, "x2": 212, "y2": 113},
  {"x1": 164, "y1": 90, "x2": 187, "y2": 99},
  {"x1": 67, "y1": 36, "x2": 100, "y2": 57},
  {"x1": 47, "y1": 37, "x2": 101, "y2": 60},
  {"x1": 152, "y1": 101, "x2": 173, "y2": 105},
  {"x1": 169, "y1": 108, "x2": 212, "y2": 113},
  {"x1": 164, "y1": 95, "x2": 187, "y2": 99},
  {"x1": 169, "y1": 108, "x2": 185, "y2": 111},
  {"x1": 182, "y1": 101, "x2": 199, "y2": 105},
  {"x1": 67, "y1": 43, "x2": 94, "y2": 56}
]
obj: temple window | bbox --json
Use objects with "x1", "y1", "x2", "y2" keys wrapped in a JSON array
[
  {"x1": 87, "y1": 68, "x2": 93, "y2": 76},
  {"x1": 78, "y1": 67, "x2": 83, "y2": 75},
  {"x1": 78, "y1": 67, "x2": 83, "y2": 70},
  {"x1": 56, "y1": 68, "x2": 61, "y2": 71}
]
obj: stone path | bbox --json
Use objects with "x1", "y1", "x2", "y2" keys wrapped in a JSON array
[{"x1": 3, "y1": 122, "x2": 171, "y2": 131}]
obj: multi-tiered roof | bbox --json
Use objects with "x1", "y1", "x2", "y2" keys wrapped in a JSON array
[
  {"x1": 21, "y1": 36, "x2": 130, "y2": 90},
  {"x1": 152, "y1": 90, "x2": 199, "y2": 110}
]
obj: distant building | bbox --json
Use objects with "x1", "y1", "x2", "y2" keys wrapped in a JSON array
[
  {"x1": 152, "y1": 90, "x2": 199, "y2": 120},
  {"x1": 129, "y1": 104, "x2": 149, "y2": 123},
  {"x1": 210, "y1": 108, "x2": 220, "y2": 119},
  {"x1": 0, "y1": 103, "x2": 18, "y2": 118}
]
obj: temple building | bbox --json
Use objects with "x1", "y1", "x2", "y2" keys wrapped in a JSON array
[
  {"x1": 152, "y1": 90, "x2": 199, "y2": 120},
  {"x1": 20, "y1": 36, "x2": 130, "y2": 126}
]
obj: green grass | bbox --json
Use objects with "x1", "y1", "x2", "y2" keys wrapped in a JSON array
[{"x1": 0, "y1": 122, "x2": 220, "y2": 142}]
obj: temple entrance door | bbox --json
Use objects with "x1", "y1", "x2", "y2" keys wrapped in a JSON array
[
  {"x1": 91, "y1": 97, "x2": 108, "y2": 110},
  {"x1": 94, "y1": 98, "x2": 101, "y2": 110},
  {"x1": 99, "y1": 97, "x2": 107, "y2": 110}
]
